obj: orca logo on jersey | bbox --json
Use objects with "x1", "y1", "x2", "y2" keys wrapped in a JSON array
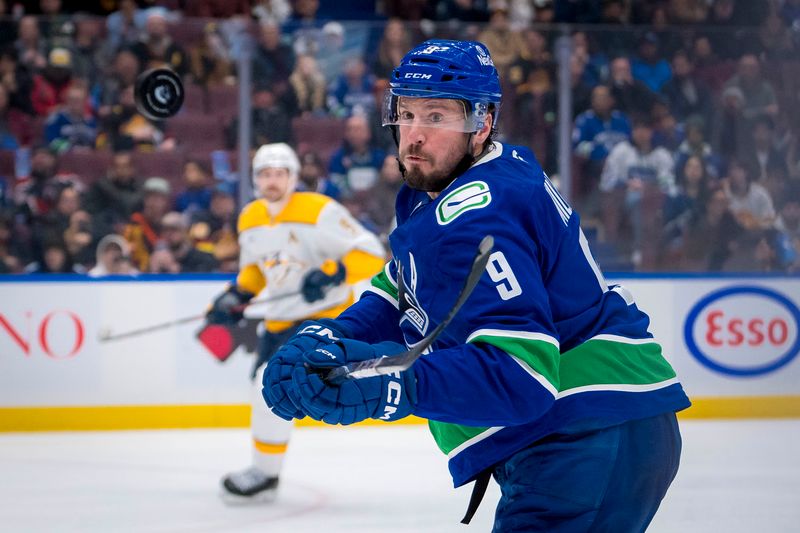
[
  {"x1": 299, "y1": 324, "x2": 339, "y2": 342},
  {"x1": 436, "y1": 181, "x2": 491, "y2": 226}
]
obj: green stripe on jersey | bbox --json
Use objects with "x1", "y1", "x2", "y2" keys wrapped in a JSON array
[
  {"x1": 370, "y1": 266, "x2": 398, "y2": 300},
  {"x1": 467, "y1": 333, "x2": 560, "y2": 390},
  {"x1": 429, "y1": 419, "x2": 489, "y2": 456},
  {"x1": 559, "y1": 338, "x2": 677, "y2": 391}
]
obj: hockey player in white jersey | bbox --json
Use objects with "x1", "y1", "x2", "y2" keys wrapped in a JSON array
[{"x1": 205, "y1": 142, "x2": 385, "y2": 501}]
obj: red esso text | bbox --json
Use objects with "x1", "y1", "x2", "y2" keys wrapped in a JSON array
[{"x1": 705, "y1": 310, "x2": 789, "y2": 348}]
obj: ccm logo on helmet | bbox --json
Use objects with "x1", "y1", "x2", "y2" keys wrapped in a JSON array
[
  {"x1": 404, "y1": 72, "x2": 432, "y2": 79},
  {"x1": 684, "y1": 286, "x2": 800, "y2": 377}
]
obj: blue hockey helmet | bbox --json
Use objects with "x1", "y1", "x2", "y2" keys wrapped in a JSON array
[{"x1": 383, "y1": 40, "x2": 502, "y2": 133}]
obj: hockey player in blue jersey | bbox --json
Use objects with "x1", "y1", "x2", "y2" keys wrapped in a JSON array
[{"x1": 263, "y1": 40, "x2": 691, "y2": 532}]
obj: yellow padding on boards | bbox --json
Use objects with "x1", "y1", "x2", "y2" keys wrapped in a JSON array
[
  {"x1": 0, "y1": 404, "x2": 426, "y2": 432},
  {"x1": 2, "y1": 397, "x2": 799, "y2": 432},
  {"x1": 253, "y1": 439, "x2": 288, "y2": 454}
]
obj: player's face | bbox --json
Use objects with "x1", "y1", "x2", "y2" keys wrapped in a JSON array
[
  {"x1": 397, "y1": 98, "x2": 475, "y2": 192},
  {"x1": 254, "y1": 167, "x2": 292, "y2": 202}
]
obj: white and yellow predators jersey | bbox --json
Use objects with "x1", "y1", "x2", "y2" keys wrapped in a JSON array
[{"x1": 236, "y1": 192, "x2": 385, "y2": 332}]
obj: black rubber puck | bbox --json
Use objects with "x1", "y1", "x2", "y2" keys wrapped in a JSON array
[{"x1": 134, "y1": 68, "x2": 184, "y2": 120}]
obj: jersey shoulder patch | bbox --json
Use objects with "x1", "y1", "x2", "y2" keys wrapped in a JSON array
[{"x1": 436, "y1": 180, "x2": 492, "y2": 226}]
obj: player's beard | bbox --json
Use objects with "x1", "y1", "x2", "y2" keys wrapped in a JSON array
[{"x1": 400, "y1": 137, "x2": 472, "y2": 193}]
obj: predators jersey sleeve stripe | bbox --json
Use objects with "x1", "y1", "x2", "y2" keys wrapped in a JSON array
[
  {"x1": 342, "y1": 249, "x2": 386, "y2": 285},
  {"x1": 236, "y1": 263, "x2": 265, "y2": 295}
]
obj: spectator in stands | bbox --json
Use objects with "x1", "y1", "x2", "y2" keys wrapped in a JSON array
[
  {"x1": 14, "y1": 16, "x2": 48, "y2": 73},
  {"x1": 100, "y1": 84, "x2": 170, "y2": 151},
  {"x1": 508, "y1": 28, "x2": 554, "y2": 89},
  {"x1": 106, "y1": 0, "x2": 148, "y2": 52},
  {"x1": 600, "y1": 117, "x2": 676, "y2": 266},
  {"x1": 371, "y1": 18, "x2": 411, "y2": 81},
  {"x1": 571, "y1": 30, "x2": 608, "y2": 88},
  {"x1": 782, "y1": 0, "x2": 800, "y2": 27},
  {"x1": 364, "y1": 153, "x2": 403, "y2": 239},
  {"x1": 678, "y1": 184, "x2": 745, "y2": 271},
  {"x1": 129, "y1": 9, "x2": 188, "y2": 76},
  {"x1": 31, "y1": 182, "x2": 82, "y2": 251},
  {"x1": 650, "y1": 101, "x2": 683, "y2": 152},
  {"x1": 569, "y1": 51, "x2": 593, "y2": 119},
  {"x1": 631, "y1": 32, "x2": 671, "y2": 94},
  {"x1": 83, "y1": 150, "x2": 142, "y2": 235},
  {"x1": 663, "y1": 155, "x2": 712, "y2": 242},
  {"x1": 125, "y1": 176, "x2": 172, "y2": 271},
  {"x1": 723, "y1": 54, "x2": 779, "y2": 126},
  {"x1": 774, "y1": 184, "x2": 800, "y2": 271},
  {"x1": 61, "y1": 208, "x2": 95, "y2": 270},
  {"x1": 722, "y1": 157, "x2": 776, "y2": 231},
  {"x1": 327, "y1": 57, "x2": 377, "y2": 118},
  {"x1": 314, "y1": 21, "x2": 352, "y2": 83},
  {"x1": 0, "y1": 84, "x2": 21, "y2": 149},
  {"x1": 289, "y1": 54, "x2": 327, "y2": 116},
  {"x1": 608, "y1": 56, "x2": 657, "y2": 119},
  {"x1": 674, "y1": 115, "x2": 722, "y2": 181},
  {"x1": 189, "y1": 184, "x2": 238, "y2": 272},
  {"x1": 704, "y1": 0, "x2": 743, "y2": 60},
  {"x1": 88, "y1": 233, "x2": 138, "y2": 277},
  {"x1": 0, "y1": 1, "x2": 16, "y2": 50},
  {"x1": 668, "y1": 0, "x2": 710, "y2": 24},
  {"x1": 189, "y1": 21, "x2": 234, "y2": 87},
  {"x1": 252, "y1": 20, "x2": 295, "y2": 90},
  {"x1": 31, "y1": 48, "x2": 76, "y2": 117},
  {"x1": 228, "y1": 83, "x2": 295, "y2": 149},
  {"x1": 328, "y1": 113, "x2": 386, "y2": 198},
  {"x1": 429, "y1": 0, "x2": 490, "y2": 23},
  {"x1": 572, "y1": 84, "x2": 631, "y2": 170},
  {"x1": 174, "y1": 159, "x2": 213, "y2": 215},
  {"x1": 749, "y1": 115, "x2": 788, "y2": 182},
  {"x1": 96, "y1": 49, "x2": 141, "y2": 121},
  {"x1": 38, "y1": 0, "x2": 70, "y2": 44},
  {"x1": 25, "y1": 240, "x2": 84, "y2": 274},
  {"x1": 45, "y1": 83, "x2": 97, "y2": 152},
  {"x1": 0, "y1": 211, "x2": 27, "y2": 273},
  {"x1": 13, "y1": 145, "x2": 61, "y2": 222},
  {"x1": 297, "y1": 151, "x2": 340, "y2": 199},
  {"x1": 757, "y1": 12, "x2": 795, "y2": 61},
  {"x1": 0, "y1": 46, "x2": 35, "y2": 116},
  {"x1": 513, "y1": 66, "x2": 557, "y2": 172},
  {"x1": 478, "y1": 3, "x2": 524, "y2": 78},
  {"x1": 70, "y1": 15, "x2": 104, "y2": 84},
  {"x1": 712, "y1": 86, "x2": 749, "y2": 162},
  {"x1": 252, "y1": 0, "x2": 292, "y2": 25},
  {"x1": 149, "y1": 211, "x2": 218, "y2": 273},
  {"x1": 661, "y1": 49, "x2": 713, "y2": 126}
]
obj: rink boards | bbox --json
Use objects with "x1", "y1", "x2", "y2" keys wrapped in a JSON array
[{"x1": 1, "y1": 273, "x2": 799, "y2": 431}]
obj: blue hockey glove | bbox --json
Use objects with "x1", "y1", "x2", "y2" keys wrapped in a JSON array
[
  {"x1": 262, "y1": 319, "x2": 346, "y2": 420},
  {"x1": 291, "y1": 339, "x2": 417, "y2": 425},
  {"x1": 206, "y1": 285, "x2": 253, "y2": 325},
  {"x1": 301, "y1": 260, "x2": 346, "y2": 303}
]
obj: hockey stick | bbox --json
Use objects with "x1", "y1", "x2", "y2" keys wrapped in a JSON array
[
  {"x1": 97, "y1": 290, "x2": 302, "y2": 342},
  {"x1": 321, "y1": 235, "x2": 494, "y2": 384}
]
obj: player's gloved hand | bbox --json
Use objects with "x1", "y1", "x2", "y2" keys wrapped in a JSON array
[
  {"x1": 206, "y1": 285, "x2": 254, "y2": 325},
  {"x1": 262, "y1": 319, "x2": 347, "y2": 421},
  {"x1": 300, "y1": 260, "x2": 346, "y2": 303},
  {"x1": 291, "y1": 339, "x2": 416, "y2": 425}
]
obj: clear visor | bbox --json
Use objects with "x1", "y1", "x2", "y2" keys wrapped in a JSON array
[{"x1": 381, "y1": 89, "x2": 491, "y2": 133}]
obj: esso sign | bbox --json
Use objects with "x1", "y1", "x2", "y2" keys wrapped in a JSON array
[
  {"x1": 0, "y1": 310, "x2": 85, "y2": 359},
  {"x1": 684, "y1": 286, "x2": 800, "y2": 376}
]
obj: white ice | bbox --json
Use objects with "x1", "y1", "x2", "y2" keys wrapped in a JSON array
[{"x1": 1, "y1": 420, "x2": 798, "y2": 532}]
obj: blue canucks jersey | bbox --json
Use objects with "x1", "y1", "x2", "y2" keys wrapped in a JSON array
[{"x1": 335, "y1": 142, "x2": 690, "y2": 487}]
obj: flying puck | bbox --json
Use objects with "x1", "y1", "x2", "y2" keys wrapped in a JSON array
[{"x1": 134, "y1": 68, "x2": 184, "y2": 120}]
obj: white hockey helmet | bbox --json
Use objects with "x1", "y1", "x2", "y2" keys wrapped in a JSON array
[{"x1": 251, "y1": 142, "x2": 300, "y2": 195}]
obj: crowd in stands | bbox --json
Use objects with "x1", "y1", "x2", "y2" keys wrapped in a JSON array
[{"x1": 0, "y1": 0, "x2": 799, "y2": 276}]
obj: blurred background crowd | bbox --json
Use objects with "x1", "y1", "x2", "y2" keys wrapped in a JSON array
[{"x1": 0, "y1": 0, "x2": 799, "y2": 276}]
